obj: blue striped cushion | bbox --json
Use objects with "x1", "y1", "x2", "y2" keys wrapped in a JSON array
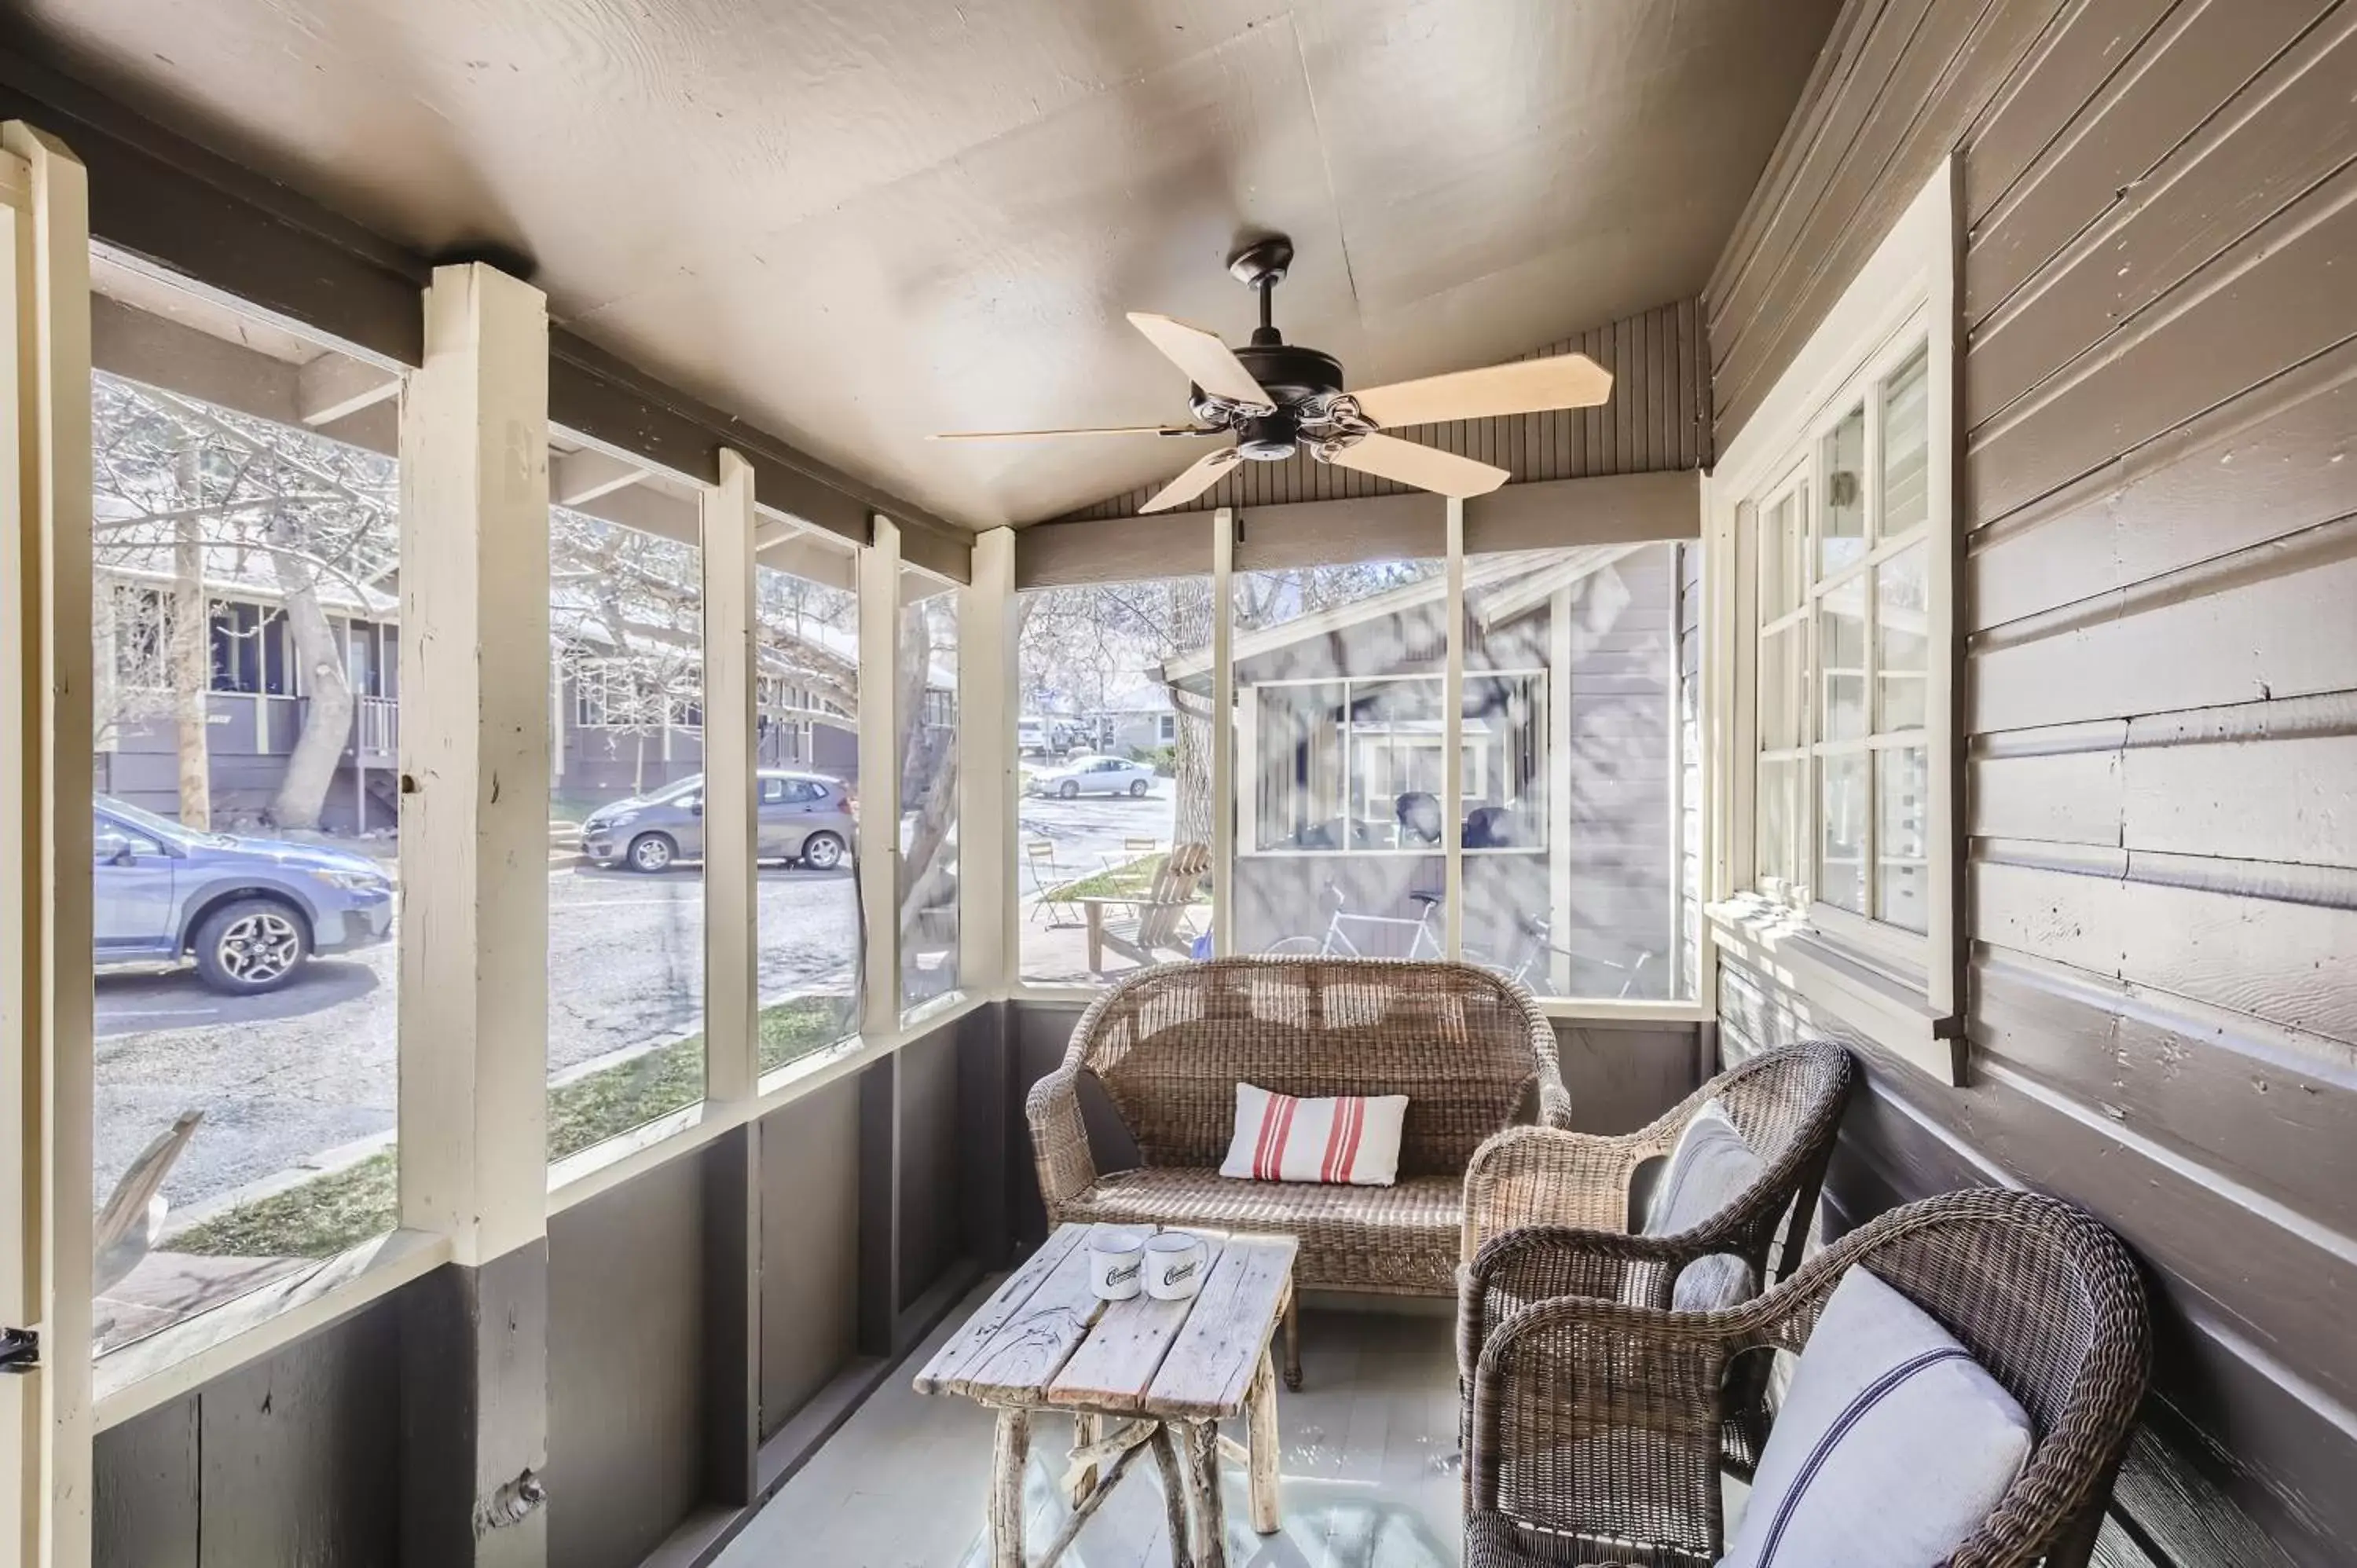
[
  {"x1": 1719, "y1": 1265, "x2": 2032, "y2": 1568},
  {"x1": 1643, "y1": 1098, "x2": 1764, "y2": 1311}
]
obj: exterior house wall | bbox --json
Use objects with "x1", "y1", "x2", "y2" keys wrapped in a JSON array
[{"x1": 1708, "y1": 3, "x2": 2357, "y2": 1564}]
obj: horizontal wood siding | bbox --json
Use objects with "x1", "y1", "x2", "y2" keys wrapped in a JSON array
[
  {"x1": 1709, "y1": 3, "x2": 2357, "y2": 1565},
  {"x1": 1054, "y1": 299, "x2": 1711, "y2": 522}
]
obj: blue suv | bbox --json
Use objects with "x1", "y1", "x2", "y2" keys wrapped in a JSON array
[{"x1": 93, "y1": 797, "x2": 394, "y2": 995}]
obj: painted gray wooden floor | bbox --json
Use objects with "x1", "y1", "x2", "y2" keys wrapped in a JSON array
[{"x1": 719, "y1": 1284, "x2": 1465, "y2": 1568}]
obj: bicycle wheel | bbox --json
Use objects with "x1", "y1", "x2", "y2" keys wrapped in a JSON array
[{"x1": 1263, "y1": 936, "x2": 1329, "y2": 957}]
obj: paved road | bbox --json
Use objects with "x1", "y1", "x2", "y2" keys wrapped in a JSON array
[
  {"x1": 93, "y1": 860, "x2": 858, "y2": 1211},
  {"x1": 1017, "y1": 783, "x2": 1178, "y2": 878},
  {"x1": 92, "y1": 786, "x2": 1168, "y2": 1214}
]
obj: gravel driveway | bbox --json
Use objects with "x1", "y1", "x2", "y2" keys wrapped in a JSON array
[{"x1": 93, "y1": 860, "x2": 858, "y2": 1211}]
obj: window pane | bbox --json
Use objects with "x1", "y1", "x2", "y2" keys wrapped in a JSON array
[
  {"x1": 1758, "y1": 757, "x2": 1801, "y2": 888},
  {"x1": 1758, "y1": 624, "x2": 1805, "y2": 751},
  {"x1": 90, "y1": 325, "x2": 400, "y2": 1350},
  {"x1": 900, "y1": 580, "x2": 959, "y2": 1017},
  {"x1": 1880, "y1": 346, "x2": 1930, "y2": 540},
  {"x1": 1816, "y1": 576, "x2": 1868, "y2": 742},
  {"x1": 1464, "y1": 544, "x2": 1689, "y2": 1000},
  {"x1": 1818, "y1": 750, "x2": 1869, "y2": 914},
  {"x1": 1876, "y1": 543, "x2": 1930, "y2": 732},
  {"x1": 1230, "y1": 556, "x2": 1444, "y2": 956},
  {"x1": 1761, "y1": 491, "x2": 1801, "y2": 618},
  {"x1": 1818, "y1": 403, "x2": 1867, "y2": 575},
  {"x1": 755, "y1": 553, "x2": 861, "y2": 1071},
  {"x1": 1876, "y1": 745, "x2": 1930, "y2": 933},
  {"x1": 1014, "y1": 577, "x2": 1208, "y2": 984},
  {"x1": 548, "y1": 507, "x2": 706, "y2": 1161}
]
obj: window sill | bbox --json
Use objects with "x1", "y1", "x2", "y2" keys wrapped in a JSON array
[
  {"x1": 1008, "y1": 979, "x2": 1710, "y2": 1025},
  {"x1": 1706, "y1": 894, "x2": 1961, "y2": 1086},
  {"x1": 94, "y1": 1226, "x2": 453, "y2": 1430}
]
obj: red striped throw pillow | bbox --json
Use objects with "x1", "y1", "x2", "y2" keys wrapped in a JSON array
[{"x1": 1217, "y1": 1083, "x2": 1409, "y2": 1187}]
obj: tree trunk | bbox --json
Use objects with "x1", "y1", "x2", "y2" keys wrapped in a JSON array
[
  {"x1": 268, "y1": 512, "x2": 354, "y2": 830},
  {"x1": 171, "y1": 449, "x2": 212, "y2": 830},
  {"x1": 1166, "y1": 578, "x2": 1215, "y2": 850}
]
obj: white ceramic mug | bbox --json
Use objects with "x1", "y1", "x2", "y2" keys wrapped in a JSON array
[
  {"x1": 1145, "y1": 1231, "x2": 1208, "y2": 1301},
  {"x1": 1089, "y1": 1229, "x2": 1146, "y2": 1301}
]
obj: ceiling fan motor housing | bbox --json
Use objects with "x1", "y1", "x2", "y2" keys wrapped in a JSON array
[{"x1": 1189, "y1": 339, "x2": 1348, "y2": 459}]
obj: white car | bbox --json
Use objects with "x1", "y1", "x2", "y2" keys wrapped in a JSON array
[{"x1": 1026, "y1": 754, "x2": 1157, "y2": 799}]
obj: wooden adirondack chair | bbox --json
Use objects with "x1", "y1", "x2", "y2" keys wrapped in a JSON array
[{"x1": 1076, "y1": 842, "x2": 1210, "y2": 973}]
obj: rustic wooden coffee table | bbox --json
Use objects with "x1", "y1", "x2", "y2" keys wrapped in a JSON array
[{"x1": 914, "y1": 1222, "x2": 1297, "y2": 1568}]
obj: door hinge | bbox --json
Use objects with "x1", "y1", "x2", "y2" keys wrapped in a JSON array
[{"x1": 0, "y1": 1327, "x2": 38, "y2": 1374}]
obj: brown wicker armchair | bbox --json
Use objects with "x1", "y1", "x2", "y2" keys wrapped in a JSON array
[
  {"x1": 1464, "y1": 1189, "x2": 2152, "y2": 1568},
  {"x1": 1457, "y1": 1041, "x2": 1855, "y2": 1384},
  {"x1": 1027, "y1": 956, "x2": 1567, "y2": 1387}
]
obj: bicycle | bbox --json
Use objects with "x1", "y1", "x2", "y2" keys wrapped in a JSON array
[
  {"x1": 1266, "y1": 880, "x2": 1655, "y2": 998},
  {"x1": 1264, "y1": 879, "x2": 1447, "y2": 961}
]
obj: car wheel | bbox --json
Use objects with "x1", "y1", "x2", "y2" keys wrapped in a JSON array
[
  {"x1": 1058, "y1": 779, "x2": 1080, "y2": 800},
  {"x1": 1128, "y1": 779, "x2": 1149, "y2": 797},
  {"x1": 191, "y1": 898, "x2": 310, "y2": 994},
  {"x1": 627, "y1": 833, "x2": 677, "y2": 873},
  {"x1": 801, "y1": 830, "x2": 846, "y2": 871}
]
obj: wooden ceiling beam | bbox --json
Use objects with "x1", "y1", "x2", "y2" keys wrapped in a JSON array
[{"x1": 295, "y1": 350, "x2": 400, "y2": 427}]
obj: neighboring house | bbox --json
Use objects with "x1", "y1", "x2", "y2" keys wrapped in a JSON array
[
  {"x1": 1162, "y1": 544, "x2": 1695, "y2": 996},
  {"x1": 93, "y1": 567, "x2": 404, "y2": 834},
  {"x1": 100, "y1": 569, "x2": 953, "y2": 829},
  {"x1": 1087, "y1": 680, "x2": 1178, "y2": 757}
]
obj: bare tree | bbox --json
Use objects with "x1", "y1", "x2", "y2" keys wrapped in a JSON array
[{"x1": 91, "y1": 372, "x2": 398, "y2": 830}]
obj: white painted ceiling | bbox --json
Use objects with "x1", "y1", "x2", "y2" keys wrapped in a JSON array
[{"x1": 10, "y1": 0, "x2": 1838, "y2": 526}]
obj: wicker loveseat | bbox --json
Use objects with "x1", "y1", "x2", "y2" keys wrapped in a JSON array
[{"x1": 1027, "y1": 956, "x2": 1567, "y2": 1387}]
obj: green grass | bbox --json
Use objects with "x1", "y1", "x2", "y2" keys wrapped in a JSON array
[
  {"x1": 168, "y1": 995, "x2": 857, "y2": 1261},
  {"x1": 1047, "y1": 852, "x2": 1162, "y2": 901}
]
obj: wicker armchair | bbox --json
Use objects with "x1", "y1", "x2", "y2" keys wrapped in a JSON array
[
  {"x1": 1027, "y1": 956, "x2": 1567, "y2": 1387},
  {"x1": 1457, "y1": 1042, "x2": 1855, "y2": 1385},
  {"x1": 1464, "y1": 1189, "x2": 2152, "y2": 1568}
]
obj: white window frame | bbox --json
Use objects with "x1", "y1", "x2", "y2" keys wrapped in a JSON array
[{"x1": 1706, "y1": 157, "x2": 1961, "y2": 1084}]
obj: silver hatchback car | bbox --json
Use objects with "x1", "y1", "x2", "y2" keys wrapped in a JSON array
[{"x1": 579, "y1": 770, "x2": 855, "y2": 874}]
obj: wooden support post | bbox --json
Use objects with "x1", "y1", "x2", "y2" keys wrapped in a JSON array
[
  {"x1": 0, "y1": 121, "x2": 93, "y2": 1568},
  {"x1": 395, "y1": 261, "x2": 552, "y2": 1567},
  {"x1": 1210, "y1": 507, "x2": 1235, "y2": 957},
  {"x1": 1548, "y1": 584, "x2": 1576, "y2": 996},
  {"x1": 858, "y1": 513, "x2": 902, "y2": 1034},
  {"x1": 703, "y1": 448, "x2": 758, "y2": 1104},
  {"x1": 1443, "y1": 496, "x2": 1465, "y2": 958},
  {"x1": 962, "y1": 527, "x2": 1016, "y2": 995}
]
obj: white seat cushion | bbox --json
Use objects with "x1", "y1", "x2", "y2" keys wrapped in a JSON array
[
  {"x1": 1217, "y1": 1082, "x2": 1408, "y2": 1186},
  {"x1": 1644, "y1": 1098, "x2": 1765, "y2": 1310},
  {"x1": 1719, "y1": 1264, "x2": 2033, "y2": 1568}
]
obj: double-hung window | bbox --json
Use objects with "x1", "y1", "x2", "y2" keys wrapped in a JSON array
[{"x1": 1712, "y1": 158, "x2": 1958, "y2": 1081}]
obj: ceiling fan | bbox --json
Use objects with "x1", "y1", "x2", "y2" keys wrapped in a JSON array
[{"x1": 931, "y1": 235, "x2": 1614, "y2": 513}]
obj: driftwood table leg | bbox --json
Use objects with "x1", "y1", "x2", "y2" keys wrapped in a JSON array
[
  {"x1": 1071, "y1": 1412, "x2": 1102, "y2": 1506},
  {"x1": 1184, "y1": 1419, "x2": 1227, "y2": 1568},
  {"x1": 1281, "y1": 1292, "x2": 1302, "y2": 1390},
  {"x1": 1147, "y1": 1423, "x2": 1195, "y2": 1568},
  {"x1": 1247, "y1": 1350, "x2": 1280, "y2": 1533},
  {"x1": 989, "y1": 1406, "x2": 1031, "y2": 1568}
]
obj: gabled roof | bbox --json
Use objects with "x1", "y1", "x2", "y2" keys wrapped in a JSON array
[{"x1": 1160, "y1": 544, "x2": 1640, "y2": 687}]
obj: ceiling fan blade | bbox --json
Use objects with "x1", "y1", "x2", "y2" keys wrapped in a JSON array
[
  {"x1": 1351, "y1": 353, "x2": 1612, "y2": 428},
  {"x1": 1127, "y1": 312, "x2": 1274, "y2": 412},
  {"x1": 1138, "y1": 445, "x2": 1243, "y2": 513},
  {"x1": 1325, "y1": 433, "x2": 1510, "y2": 499},
  {"x1": 929, "y1": 424, "x2": 1211, "y2": 441}
]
